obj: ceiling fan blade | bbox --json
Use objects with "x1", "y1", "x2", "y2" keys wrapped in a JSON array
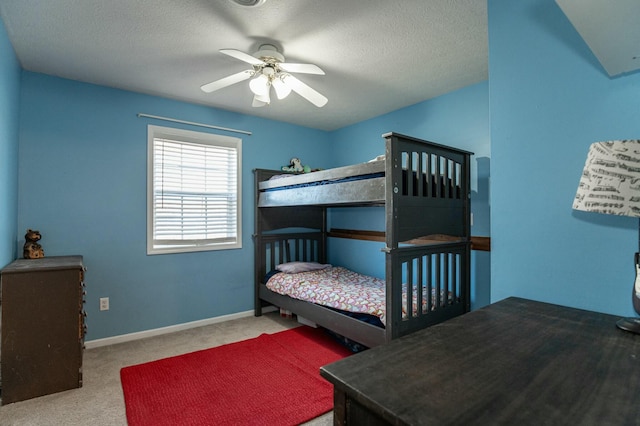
[
  {"x1": 220, "y1": 49, "x2": 265, "y2": 66},
  {"x1": 282, "y1": 74, "x2": 328, "y2": 107},
  {"x1": 200, "y1": 70, "x2": 253, "y2": 93},
  {"x1": 279, "y1": 63, "x2": 325, "y2": 75}
]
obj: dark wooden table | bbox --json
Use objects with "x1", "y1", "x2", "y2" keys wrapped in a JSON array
[{"x1": 320, "y1": 297, "x2": 640, "y2": 425}]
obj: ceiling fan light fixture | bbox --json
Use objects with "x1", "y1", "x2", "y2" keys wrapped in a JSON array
[
  {"x1": 249, "y1": 74, "x2": 269, "y2": 95},
  {"x1": 272, "y1": 77, "x2": 292, "y2": 100},
  {"x1": 252, "y1": 92, "x2": 270, "y2": 107},
  {"x1": 229, "y1": 0, "x2": 266, "y2": 7}
]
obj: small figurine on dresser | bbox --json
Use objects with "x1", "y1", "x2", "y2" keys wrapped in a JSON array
[{"x1": 23, "y1": 228, "x2": 44, "y2": 259}]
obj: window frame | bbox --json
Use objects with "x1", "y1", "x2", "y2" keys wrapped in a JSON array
[{"x1": 146, "y1": 125, "x2": 242, "y2": 255}]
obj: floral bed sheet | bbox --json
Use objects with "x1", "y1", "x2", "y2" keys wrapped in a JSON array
[{"x1": 265, "y1": 266, "x2": 447, "y2": 326}]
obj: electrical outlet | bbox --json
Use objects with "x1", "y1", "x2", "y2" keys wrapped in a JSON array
[{"x1": 100, "y1": 297, "x2": 109, "y2": 311}]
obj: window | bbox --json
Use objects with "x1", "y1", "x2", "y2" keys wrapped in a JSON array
[{"x1": 147, "y1": 125, "x2": 242, "y2": 254}]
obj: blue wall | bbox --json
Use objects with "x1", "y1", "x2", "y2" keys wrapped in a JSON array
[
  {"x1": 11, "y1": 72, "x2": 491, "y2": 340},
  {"x1": 17, "y1": 72, "x2": 332, "y2": 340},
  {"x1": 489, "y1": 0, "x2": 640, "y2": 316},
  {"x1": 6, "y1": 0, "x2": 639, "y2": 339},
  {"x1": 0, "y1": 19, "x2": 20, "y2": 268},
  {"x1": 2, "y1": 13, "x2": 491, "y2": 340},
  {"x1": 329, "y1": 82, "x2": 491, "y2": 310}
]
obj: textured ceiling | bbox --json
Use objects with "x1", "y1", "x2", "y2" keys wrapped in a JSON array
[
  {"x1": 0, "y1": 0, "x2": 488, "y2": 131},
  {"x1": 3, "y1": 1, "x2": 633, "y2": 131}
]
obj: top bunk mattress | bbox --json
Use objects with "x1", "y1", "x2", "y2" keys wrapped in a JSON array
[
  {"x1": 259, "y1": 159, "x2": 385, "y2": 191},
  {"x1": 258, "y1": 160, "x2": 386, "y2": 207},
  {"x1": 257, "y1": 162, "x2": 463, "y2": 208}
]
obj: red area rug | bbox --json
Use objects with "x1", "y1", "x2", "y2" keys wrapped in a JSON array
[{"x1": 120, "y1": 326, "x2": 352, "y2": 426}]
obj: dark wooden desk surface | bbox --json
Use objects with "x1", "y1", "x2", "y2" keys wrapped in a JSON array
[{"x1": 320, "y1": 297, "x2": 640, "y2": 425}]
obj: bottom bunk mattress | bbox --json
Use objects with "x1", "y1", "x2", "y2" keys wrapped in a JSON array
[{"x1": 265, "y1": 264, "x2": 451, "y2": 326}]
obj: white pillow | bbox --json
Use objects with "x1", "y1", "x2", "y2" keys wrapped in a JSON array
[{"x1": 276, "y1": 262, "x2": 331, "y2": 274}]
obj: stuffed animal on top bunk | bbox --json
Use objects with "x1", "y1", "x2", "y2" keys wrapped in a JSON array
[{"x1": 281, "y1": 157, "x2": 311, "y2": 173}]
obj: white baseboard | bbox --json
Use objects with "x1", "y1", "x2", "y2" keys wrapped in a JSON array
[{"x1": 84, "y1": 307, "x2": 276, "y2": 349}]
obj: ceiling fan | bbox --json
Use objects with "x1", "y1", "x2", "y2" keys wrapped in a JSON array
[{"x1": 200, "y1": 44, "x2": 328, "y2": 108}]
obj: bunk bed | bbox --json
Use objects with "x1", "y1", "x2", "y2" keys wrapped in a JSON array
[{"x1": 253, "y1": 132, "x2": 473, "y2": 348}]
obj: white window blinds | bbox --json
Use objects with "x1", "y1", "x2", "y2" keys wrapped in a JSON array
[{"x1": 147, "y1": 125, "x2": 241, "y2": 254}]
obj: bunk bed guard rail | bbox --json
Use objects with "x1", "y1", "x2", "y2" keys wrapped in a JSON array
[{"x1": 385, "y1": 241, "x2": 471, "y2": 339}]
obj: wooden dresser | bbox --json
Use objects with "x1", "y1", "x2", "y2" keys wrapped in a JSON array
[
  {"x1": 1, "y1": 255, "x2": 86, "y2": 405},
  {"x1": 321, "y1": 297, "x2": 640, "y2": 425}
]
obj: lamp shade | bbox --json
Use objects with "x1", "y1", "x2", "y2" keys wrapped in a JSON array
[{"x1": 573, "y1": 140, "x2": 640, "y2": 218}]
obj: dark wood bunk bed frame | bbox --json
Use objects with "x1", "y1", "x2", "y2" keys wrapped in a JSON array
[{"x1": 254, "y1": 132, "x2": 473, "y2": 348}]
